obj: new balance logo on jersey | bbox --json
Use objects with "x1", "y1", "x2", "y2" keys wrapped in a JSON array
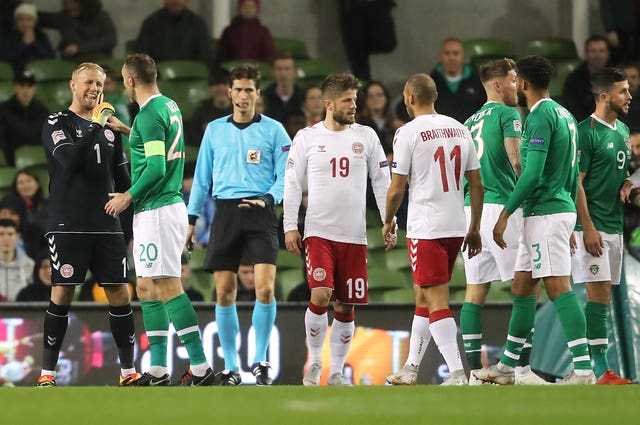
[
  {"x1": 607, "y1": 143, "x2": 614, "y2": 149},
  {"x1": 145, "y1": 263, "x2": 153, "y2": 268}
]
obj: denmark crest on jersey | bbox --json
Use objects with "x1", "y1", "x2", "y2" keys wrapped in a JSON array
[
  {"x1": 104, "y1": 128, "x2": 115, "y2": 142},
  {"x1": 352, "y1": 142, "x2": 364, "y2": 153},
  {"x1": 51, "y1": 129, "x2": 66, "y2": 144}
]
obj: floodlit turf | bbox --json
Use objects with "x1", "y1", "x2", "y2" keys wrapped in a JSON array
[{"x1": 1, "y1": 385, "x2": 638, "y2": 425}]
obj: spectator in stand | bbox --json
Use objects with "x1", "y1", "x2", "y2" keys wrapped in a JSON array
[
  {"x1": 38, "y1": 0, "x2": 116, "y2": 63},
  {"x1": 16, "y1": 251, "x2": 52, "y2": 302},
  {"x1": 217, "y1": 0, "x2": 276, "y2": 64},
  {"x1": 357, "y1": 81, "x2": 395, "y2": 158},
  {"x1": 284, "y1": 110, "x2": 306, "y2": 139},
  {"x1": 0, "y1": 198, "x2": 44, "y2": 259},
  {"x1": 262, "y1": 51, "x2": 305, "y2": 124},
  {"x1": 599, "y1": 0, "x2": 640, "y2": 64},
  {"x1": 187, "y1": 69, "x2": 232, "y2": 146},
  {"x1": 134, "y1": 0, "x2": 212, "y2": 66},
  {"x1": 0, "y1": 70, "x2": 49, "y2": 167},
  {"x1": 621, "y1": 62, "x2": 640, "y2": 131},
  {"x1": 302, "y1": 85, "x2": 324, "y2": 126},
  {"x1": 0, "y1": 3, "x2": 55, "y2": 74},
  {"x1": 181, "y1": 254, "x2": 205, "y2": 302},
  {"x1": 562, "y1": 35, "x2": 610, "y2": 122},
  {"x1": 0, "y1": 218, "x2": 34, "y2": 302},
  {"x1": 429, "y1": 38, "x2": 484, "y2": 124},
  {"x1": 2, "y1": 168, "x2": 48, "y2": 235}
]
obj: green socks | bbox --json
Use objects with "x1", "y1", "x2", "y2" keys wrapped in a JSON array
[
  {"x1": 140, "y1": 300, "x2": 169, "y2": 368},
  {"x1": 553, "y1": 291, "x2": 591, "y2": 371},
  {"x1": 461, "y1": 302, "x2": 483, "y2": 370},
  {"x1": 165, "y1": 294, "x2": 207, "y2": 366},
  {"x1": 585, "y1": 301, "x2": 609, "y2": 377},
  {"x1": 500, "y1": 295, "x2": 537, "y2": 368}
]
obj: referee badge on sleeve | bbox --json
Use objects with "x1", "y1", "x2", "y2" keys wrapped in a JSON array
[{"x1": 247, "y1": 149, "x2": 261, "y2": 164}]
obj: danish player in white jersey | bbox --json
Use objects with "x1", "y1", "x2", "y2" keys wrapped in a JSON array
[
  {"x1": 383, "y1": 73, "x2": 483, "y2": 385},
  {"x1": 283, "y1": 73, "x2": 394, "y2": 386}
]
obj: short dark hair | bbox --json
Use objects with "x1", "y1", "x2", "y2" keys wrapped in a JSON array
[
  {"x1": 585, "y1": 34, "x2": 609, "y2": 50},
  {"x1": 479, "y1": 58, "x2": 516, "y2": 84},
  {"x1": 321, "y1": 73, "x2": 360, "y2": 100},
  {"x1": 591, "y1": 67, "x2": 627, "y2": 97},
  {"x1": 0, "y1": 218, "x2": 18, "y2": 231},
  {"x1": 405, "y1": 73, "x2": 438, "y2": 105},
  {"x1": 124, "y1": 53, "x2": 157, "y2": 85},
  {"x1": 516, "y1": 55, "x2": 554, "y2": 90},
  {"x1": 229, "y1": 64, "x2": 261, "y2": 89}
]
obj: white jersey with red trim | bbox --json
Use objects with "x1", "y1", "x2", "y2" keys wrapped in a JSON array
[
  {"x1": 393, "y1": 113, "x2": 480, "y2": 239},
  {"x1": 284, "y1": 121, "x2": 390, "y2": 245}
]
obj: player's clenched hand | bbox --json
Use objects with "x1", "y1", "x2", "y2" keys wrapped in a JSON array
[
  {"x1": 382, "y1": 221, "x2": 397, "y2": 252},
  {"x1": 463, "y1": 230, "x2": 482, "y2": 258},
  {"x1": 105, "y1": 115, "x2": 131, "y2": 137},
  {"x1": 91, "y1": 93, "x2": 115, "y2": 127},
  {"x1": 620, "y1": 179, "x2": 634, "y2": 203},
  {"x1": 569, "y1": 232, "x2": 577, "y2": 256},
  {"x1": 285, "y1": 230, "x2": 303, "y2": 256},
  {"x1": 492, "y1": 214, "x2": 509, "y2": 249},
  {"x1": 583, "y1": 228, "x2": 604, "y2": 257},
  {"x1": 185, "y1": 225, "x2": 195, "y2": 252},
  {"x1": 105, "y1": 192, "x2": 132, "y2": 217}
]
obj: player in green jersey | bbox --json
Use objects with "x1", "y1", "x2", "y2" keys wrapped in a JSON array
[
  {"x1": 572, "y1": 68, "x2": 632, "y2": 385},
  {"x1": 457, "y1": 59, "x2": 546, "y2": 385},
  {"x1": 474, "y1": 55, "x2": 596, "y2": 385},
  {"x1": 105, "y1": 53, "x2": 214, "y2": 386}
]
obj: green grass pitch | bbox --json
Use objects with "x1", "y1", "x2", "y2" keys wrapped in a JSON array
[{"x1": 1, "y1": 385, "x2": 637, "y2": 425}]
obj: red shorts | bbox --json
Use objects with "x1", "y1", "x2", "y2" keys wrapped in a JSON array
[
  {"x1": 409, "y1": 237, "x2": 464, "y2": 286},
  {"x1": 304, "y1": 236, "x2": 368, "y2": 304}
]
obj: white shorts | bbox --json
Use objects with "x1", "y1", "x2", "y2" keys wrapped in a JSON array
[
  {"x1": 462, "y1": 204, "x2": 522, "y2": 284},
  {"x1": 571, "y1": 231, "x2": 623, "y2": 285},
  {"x1": 133, "y1": 202, "x2": 188, "y2": 278},
  {"x1": 515, "y1": 212, "x2": 576, "y2": 279}
]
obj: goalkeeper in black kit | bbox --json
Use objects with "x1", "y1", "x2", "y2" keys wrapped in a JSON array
[{"x1": 36, "y1": 62, "x2": 141, "y2": 387}]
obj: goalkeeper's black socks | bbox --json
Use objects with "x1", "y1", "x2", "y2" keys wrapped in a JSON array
[
  {"x1": 42, "y1": 301, "x2": 70, "y2": 371},
  {"x1": 109, "y1": 304, "x2": 136, "y2": 369}
]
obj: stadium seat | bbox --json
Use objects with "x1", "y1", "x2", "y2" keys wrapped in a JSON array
[
  {"x1": 0, "y1": 61, "x2": 12, "y2": 82},
  {"x1": 368, "y1": 268, "x2": 410, "y2": 290},
  {"x1": 385, "y1": 248, "x2": 410, "y2": 271},
  {"x1": 26, "y1": 59, "x2": 75, "y2": 82},
  {"x1": 157, "y1": 60, "x2": 208, "y2": 81},
  {"x1": 37, "y1": 81, "x2": 72, "y2": 112},
  {"x1": 161, "y1": 79, "x2": 209, "y2": 121},
  {"x1": 296, "y1": 59, "x2": 339, "y2": 87},
  {"x1": 189, "y1": 247, "x2": 208, "y2": 271},
  {"x1": 220, "y1": 60, "x2": 273, "y2": 81},
  {"x1": 367, "y1": 247, "x2": 387, "y2": 269},
  {"x1": 273, "y1": 37, "x2": 309, "y2": 59},
  {"x1": 0, "y1": 81, "x2": 12, "y2": 102},
  {"x1": 184, "y1": 145, "x2": 199, "y2": 163},
  {"x1": 463, "y1": 38, "x2": 516, "y2": 62},
  {"x1": 190, "y1": 269, "x2": 214, "y2": 301},
  {"x1": 278, "y1": 268, "x2": 305, "y2": 300},
  {"x1": 0, "y1": 166, "x2": 18, "y2": 193},
  {"x1": 449, "y1": 253, "x2": 467, "y2": 290},
  {"x1": 382, "y1": 288, "x2": 415, "y2": 303},
  {"x1": 524, "y1": 38, "x2": 578, "y2": 61},
  {"x1": 15, "y1": 145, "x2": 47, "y2": 170},
  {"x1": 366, "y1": 226, "x2": 386, "y2": 250},
  {"x1": 98, "y1": 58, "x2": 125, "y2": 75},
  {"x1": 485, "y1": 288, "x2": 512, "y2": 303},
  {"x1": 0, "y1": 151, "x2": 7, "y2": 167},
  {"x1": 366, "y1": 208, "x2": 381, "y2": 228},
  {"x1": 276, "y1": 249, "x2": 302, "y2": 270},
  {"x1": 549, "y1": 58, "x2": 580, "y2": 99}
]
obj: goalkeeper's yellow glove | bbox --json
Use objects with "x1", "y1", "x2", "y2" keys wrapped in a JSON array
[{"x1": 92, "y1": 94, "x2": 115, "y2": 127}]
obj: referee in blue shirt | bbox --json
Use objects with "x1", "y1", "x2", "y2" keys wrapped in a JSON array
[{"x1": 187, "y1": 64, "x2": 291, "y2": 386}]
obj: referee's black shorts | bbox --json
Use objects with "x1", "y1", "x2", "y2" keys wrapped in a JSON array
[{"x1": 204, "y1": 198, "x2": 279, "y2": 272}]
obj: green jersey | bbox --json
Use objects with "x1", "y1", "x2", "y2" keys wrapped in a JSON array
[
  {"x1": 463, "y1": 102, "x2": 522, "y2": 205},
  {"x1": 519, "y1": 99, "x2": 579, "y2": 216},
  {"x1": 129, "y1": 94, "x2": 185, "y2": 213},
  {"x1": 576, "y1": 115, "x2": 631, "y2": 234}
]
